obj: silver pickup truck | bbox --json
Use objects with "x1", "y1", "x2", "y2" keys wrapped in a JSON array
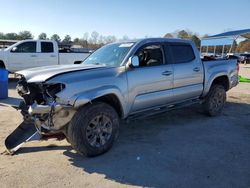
[{"x1": 5, "y1": 38, "x2": 239, "y2": 157}]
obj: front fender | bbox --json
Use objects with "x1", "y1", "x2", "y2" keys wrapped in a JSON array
[{"x1": 70, "y1": 85, "x2": 127, "y2": 116}]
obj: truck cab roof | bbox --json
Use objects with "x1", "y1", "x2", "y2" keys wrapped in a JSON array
[{"x1": 116, "y1": 38, "x2": 193, "y2": 45}]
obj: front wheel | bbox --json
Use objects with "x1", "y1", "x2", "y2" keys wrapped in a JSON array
[
  {"x1": 66, "y1": 102, "x2": 119, "y2": 157},
  {"x1": 203, "y1": 84, "x2": 226, "y2": 116}
]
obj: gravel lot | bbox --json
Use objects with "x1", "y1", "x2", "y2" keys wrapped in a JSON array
[{"x1": 0, "y1": 65, "x2": 250, "y2": 188}]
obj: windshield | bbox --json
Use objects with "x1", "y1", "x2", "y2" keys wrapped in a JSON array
[{"x1": 83, "y1": 42, "x2": 134, "y2": 66}]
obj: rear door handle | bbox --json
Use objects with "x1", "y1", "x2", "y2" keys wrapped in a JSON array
[
  {"x1": 30, "y1": 55, "x2": 37, "y2": 57},
  {"x1": 162, "y1": 70, "x2": 172, "y2": 76},
  {"x1": 193, "y1": 67, "x2": 200, "y2": 72},
  {"x1": 50, "y1": 55, "x2": 56, "y2": 57}
]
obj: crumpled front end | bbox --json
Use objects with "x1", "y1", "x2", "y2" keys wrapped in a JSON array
[
  {"x1": 5, "y1": 76, "x2": 76, "y2": 154},
  {"x1": 17, "y1": 76, "x2": 76, "y2": 131}
]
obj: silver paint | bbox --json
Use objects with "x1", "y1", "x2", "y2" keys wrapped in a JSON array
[{"x1": 17, "y1": 38, "x2": 238, "y2": 130}]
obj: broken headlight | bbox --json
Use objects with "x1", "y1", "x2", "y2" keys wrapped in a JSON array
[
  {"x1": 45, "y1": 83, "x2": 65, "y2": 99},
  {"x1": 16, "y1": 78, "x2": 29, "y2": 96}
]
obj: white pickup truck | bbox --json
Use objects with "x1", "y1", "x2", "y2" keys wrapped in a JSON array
[{"x1": 0, "y1": 40, "x2": 90, "y2": 72}]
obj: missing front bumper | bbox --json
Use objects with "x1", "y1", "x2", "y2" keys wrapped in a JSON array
[{"x1": 5, "y1": 121, "x2": 41, "y2": 154}]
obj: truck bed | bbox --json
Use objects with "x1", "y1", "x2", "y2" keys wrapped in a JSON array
[{"x1": 202, "y1": 58, "x2": 238, "y2": 97}]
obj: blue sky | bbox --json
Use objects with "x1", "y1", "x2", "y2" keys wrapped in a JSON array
[{"x1": 0, "y1": 0, "x2": 249, "y2": 39}]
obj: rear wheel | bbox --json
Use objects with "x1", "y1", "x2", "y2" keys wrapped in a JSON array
[
  {"x1": 203, "y1": 84, "x2": 226, "y2": 116},
  {"x1": 66, "y1": 102, "x2": 119, "y2": 157}
]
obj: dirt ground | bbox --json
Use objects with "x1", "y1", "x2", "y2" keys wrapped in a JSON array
[{"x1": 0, "y1": 65, "x2": 250, "y2": 188}]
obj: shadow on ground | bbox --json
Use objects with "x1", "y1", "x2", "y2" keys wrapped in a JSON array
[
  {"x1": 0, "y1": 97, "x2": 21, "y2": 107},
  {"x1": 15, "y1": 145, "x2": 72, "y2": 154},
  {"x1": 13, "y1": 102, "x2": 250, "y2": 188}
]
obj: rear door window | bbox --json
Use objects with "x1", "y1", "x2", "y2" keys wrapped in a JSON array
[
  {"x1": 169, "y1": 43, "x2": 195, "y2": 63},
  {"x1": 41, "y1": 42, "x2": 54, "y2": 53}
]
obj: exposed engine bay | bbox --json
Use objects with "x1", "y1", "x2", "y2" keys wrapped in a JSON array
[
  {"x1": 17, "y1": 76, "x2": 76, "y2": 131},
  {"x1": 5, "y1": 76, "x2": 76, "y2": 154}
]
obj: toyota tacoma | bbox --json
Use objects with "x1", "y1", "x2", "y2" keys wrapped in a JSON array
[{"x1": 5, "y1": 38, "x2": 239, "y2": 157}]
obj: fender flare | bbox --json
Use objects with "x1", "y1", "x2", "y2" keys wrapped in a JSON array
[
  {"x1": 71, "y1": 86, "x2": 127, "y2": 117},
  {"x1": 202, "y1": 72, "x2": 229, "y2": 97}
]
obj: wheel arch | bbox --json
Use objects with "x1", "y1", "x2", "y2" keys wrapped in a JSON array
[
  {"x1": 0, "y1": 60, "x2": 6, "y2": 69},
  {"x1": 210, "y1": 75, "x2": 229, "y2": 91},
  {"x1": 203, "y1": 73, "x2": 230, "y2": 97},
  {"x1": 91, "y1": 94, "x2": 124, "y2": 118},
  {"x1": 72, "y1": 88, "x2": 126, "y2": 118}
]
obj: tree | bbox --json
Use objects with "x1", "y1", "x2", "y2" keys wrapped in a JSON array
[
  {"x1": 177, "y1": 30, "x2": 189, "y2": 39},
  {"x1": 164, "y1": 33, "x2": 173, "y2": 38},
  {"x1": 121, "y1": 35, "x2": 129, "y2": 41},
  {"x1": 98, "y1": 35, "x2": 105, "y2": 44},
  {"x1": 18, "y1": 31, "x2": 33, "y2": 40},
  {"x1": 104, "y1": 35, "x2": 116, "y2": 44},
  {"x1": 91, "y1": 31, "x2": 99, "y2": 44},
  {"x1": 38, "y1": 33, "x2": 47, "y2": 40},
  {"x1": 50, "y1": 34, "x2": 61, "y2": 43},
  {"x1": 83, "y1": 32, "x2": 89, "y2": 41},
  {"x1": 191, "y1": 35, "x2": 201, "y2": 47},
  {"x1": 236, "y1": 40, "x2": 250, "y2": 53},
  {"x1": 73, "y1": 38, "x2": 80, "y2": 43},
  {"x1": 79, "y1": 39, "x2": 88, "y2": 48},
  {"x1": 0, "y1": 32, "x2": 5, "y2": 39},
  {"x1": 5, "y1": 33, "x2": 18, "y2": 40},
  {"x1": 62, "y1": 35, "x2": 72, "y2": 43}
]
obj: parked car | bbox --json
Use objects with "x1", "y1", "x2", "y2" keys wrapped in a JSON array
[
  {"x1": 5, "y1": 38, "x2": 239, "y2": 157},
  {"x1": 0, "y1": 40, "x2": 90, "y2": 72},
  {"x1": 239, "y1": 53, "x2": 250, "y2": 64}
]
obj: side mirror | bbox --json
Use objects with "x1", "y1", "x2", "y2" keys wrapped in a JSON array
[
  {"x1": 129, "y1": 56, "x2": 139, "y2": 67},
  {"x1": 11, "y1": 47, "x2": 18, "y2": 52}
]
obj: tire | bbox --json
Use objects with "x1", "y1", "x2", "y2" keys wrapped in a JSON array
[
  {"x1": 66, "y1": 102, "x2": 119, "y2": 157},
  {"x1": 203, "y1": 84, "x2": 226, "y2": 116}
]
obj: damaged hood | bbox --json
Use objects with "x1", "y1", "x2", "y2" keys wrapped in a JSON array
[{"x1": 16, "y1": 64, "x2": 106, "y2": 83}]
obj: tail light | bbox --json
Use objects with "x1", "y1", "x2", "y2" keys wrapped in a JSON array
[{"x1": 237, "y1": 63, "x2": 240, "y2": 73}]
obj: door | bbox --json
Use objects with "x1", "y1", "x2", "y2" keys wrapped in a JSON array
[
  {"x1": 8, "y1": 41, "x2": 38, "y2": 71},
  {"x1": 127, "y1": 43, "x2": 174, "y2": 112},
  {"x1": 167, "y1": 43, "x2": 204, "y2": 101},
  {"x1": 38, "y1": 41, "x2": 58, "y2": 66}
]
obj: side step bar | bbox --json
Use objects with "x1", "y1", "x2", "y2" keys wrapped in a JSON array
[{"x1": 127, "y1": 99, "x2": 201, "y2": 121}]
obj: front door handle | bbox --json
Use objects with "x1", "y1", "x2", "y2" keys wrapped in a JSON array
[
  {"x1": 30, "y1": 55, "x2": 37, "y2": 57},
  {"x1": 193, "y1": 67, "x2": 200, "y2": 72},
  {"x1": 162, "y1": 70, "x2": 172, "y2": 76},
  {"x1": 50, "y1": 55, "x2": 56, "y2": 57}
]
